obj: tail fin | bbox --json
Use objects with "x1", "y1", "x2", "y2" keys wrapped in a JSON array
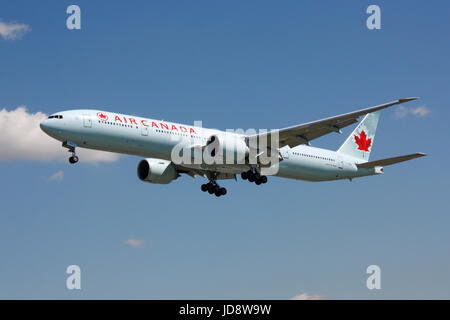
[{"x1": 337, "y1": 112, "x2": 380, "y2": 161}]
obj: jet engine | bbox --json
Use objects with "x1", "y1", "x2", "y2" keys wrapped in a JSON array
[
  {"x1": 205, "y1": 133, "x2": 249, "y2": 164},
  {"x1": 137, "y1": 158, "x2": 178, "y2": 184}
]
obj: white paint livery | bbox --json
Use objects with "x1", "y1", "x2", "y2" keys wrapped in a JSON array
[{"x1": 40, "y1": 98, "x2": 426, "y2": 196}]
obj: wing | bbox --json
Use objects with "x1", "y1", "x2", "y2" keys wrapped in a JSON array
[
  {"x1": 356, "y1": 153, "x2": 426, "y2": 168},
  {"x1": 248, "y1": 98, "x2": 418, "y2": 149}
]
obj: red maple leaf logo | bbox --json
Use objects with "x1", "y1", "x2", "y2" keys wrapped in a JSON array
[
  {"x1": 354, "y1": 130, "x2": 372, "y2": 152},
  {"x1": 97, "y1": 112, "x2": 108, "y2": 121}
]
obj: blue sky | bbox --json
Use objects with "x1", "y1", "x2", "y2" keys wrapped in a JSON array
[{"x1": 0, "y1": 1, "x2": 449, "y2": 299}]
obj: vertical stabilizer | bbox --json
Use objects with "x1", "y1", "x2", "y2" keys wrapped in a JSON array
[{"x1": 337, "y1": 112, "x2": 380, "y2": 161}]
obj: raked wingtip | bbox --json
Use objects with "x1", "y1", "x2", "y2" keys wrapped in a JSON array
[{"x1": 398, "y1": 97, "x2": 419, "y2": 103}]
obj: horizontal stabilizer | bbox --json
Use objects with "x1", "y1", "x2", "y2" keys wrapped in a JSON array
[{"x1": 356, "y1": 153, "x2": 426, "y2": 168}]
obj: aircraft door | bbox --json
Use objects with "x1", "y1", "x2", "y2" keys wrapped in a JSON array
[
  {"x1": 281, "y1": 147, "x2": 290, "y2": 159},
  {"x1": 141, "y1": 126, "x2": 148, "y2": 136},
  {"x1": 83, "y1": 115, "x2": 92, "y2": 128},
  {"x1": 337, "y1": 155, "x2": 344, "y2": 169}
]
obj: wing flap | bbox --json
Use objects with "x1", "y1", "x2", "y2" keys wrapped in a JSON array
[{"x1": 356, "y1": 153, "x2": 426, "y2": 168}]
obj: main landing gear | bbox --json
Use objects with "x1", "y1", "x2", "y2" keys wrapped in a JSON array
[
  {"x1": 241, "y1": 169, "x2": 268, "y2": 185},
  {"x1": 63, "y1": 141, "x2": 79, "y2": 164},
  {"x1": 201, "y1": 181, "x2": 227, "y2": 197}
]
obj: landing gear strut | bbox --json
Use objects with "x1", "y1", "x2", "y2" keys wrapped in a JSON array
[
  {"x1": 201, "y1": 177, "x2": 227, "y2": 197},
  {"x1": 63, "y1": 141, "x2": 79, "y2": 164},
  {"x1": 241, "y1": 169, "x2": 268, "y2": 185}
]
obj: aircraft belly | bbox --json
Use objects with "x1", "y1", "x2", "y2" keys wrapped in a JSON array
[
  {"x1": 272, "y1": 158, "x2": 343, "y2": 181},
  {"x1": 178, "y1": 163, "x2": 249, "y2": 174}
]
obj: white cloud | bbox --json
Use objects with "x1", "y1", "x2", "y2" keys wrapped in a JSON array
[
  {"x1": 0, "y1": 106, "x2": 119, "y2": 163},
  {"x1": 48, "y1": 170, "x2": 64, "y2": 182},
  {"x1": 291, "y1": 293, "x2": 326, "y2": 300},
  {"x1": 125, "y1": 239, "x2": 144, "y2": 248},
  {"x1": 410, "y1": 105, "x2": 431, "y2": 117},
  {"x1": 0, "y1": 20, "x2": 31, "y2": 40},
  {"x1": 395, "y1": 105, "x2": 431, "y2": 119}
]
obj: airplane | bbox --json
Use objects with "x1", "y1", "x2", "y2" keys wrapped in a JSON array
[{"x1": 40, "y1": 97, "x2": 426, "y2": 197}]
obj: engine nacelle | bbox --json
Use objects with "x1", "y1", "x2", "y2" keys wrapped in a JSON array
[
  {"x1": 205, "y1": 133, "x2": 249, "y2": 164},
  {"x1": 137, "y1": 158, "x2": 178, "y2": 184}
]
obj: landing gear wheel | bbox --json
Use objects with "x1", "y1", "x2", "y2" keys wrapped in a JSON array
[
  {"x1": 207, "y1": 183, "x2": 215, "y2": 194},
  {"x1": 245, "y1": 169, "x2": 268, "y2": 186},
  {"x1": 69, "y1": 155, "x2": 79, "y2": 164},
  {"x1": 202, "y1": 176, "x2": 227, "y2": 197}
]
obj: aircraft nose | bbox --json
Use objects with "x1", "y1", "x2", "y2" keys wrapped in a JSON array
[
  {"x1": 40, "y1": 114, "x2": 66, "y2": 138},
  {"x1": 40, "y1": 119, "x2": 49, "y2": 132},
  {"x1": 40, "y1": 119, "x2": 55, "y2": 135}
]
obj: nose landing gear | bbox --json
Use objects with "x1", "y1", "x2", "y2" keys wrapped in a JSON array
[
  {"x1": 69, "y1": 155, "x2": 79, "y2": 164},
  {"x1": 63, "y1": 141, "x2": 79, "y2": 164}
]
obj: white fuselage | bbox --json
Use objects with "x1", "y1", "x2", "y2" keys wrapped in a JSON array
[{"x1": 40, "y1": 110, "x2": 380, "y2": 182}]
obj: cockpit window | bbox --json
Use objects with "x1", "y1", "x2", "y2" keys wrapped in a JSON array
[{"x1": 48, "y1": 115, "x2": 63, "y2": 119}]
